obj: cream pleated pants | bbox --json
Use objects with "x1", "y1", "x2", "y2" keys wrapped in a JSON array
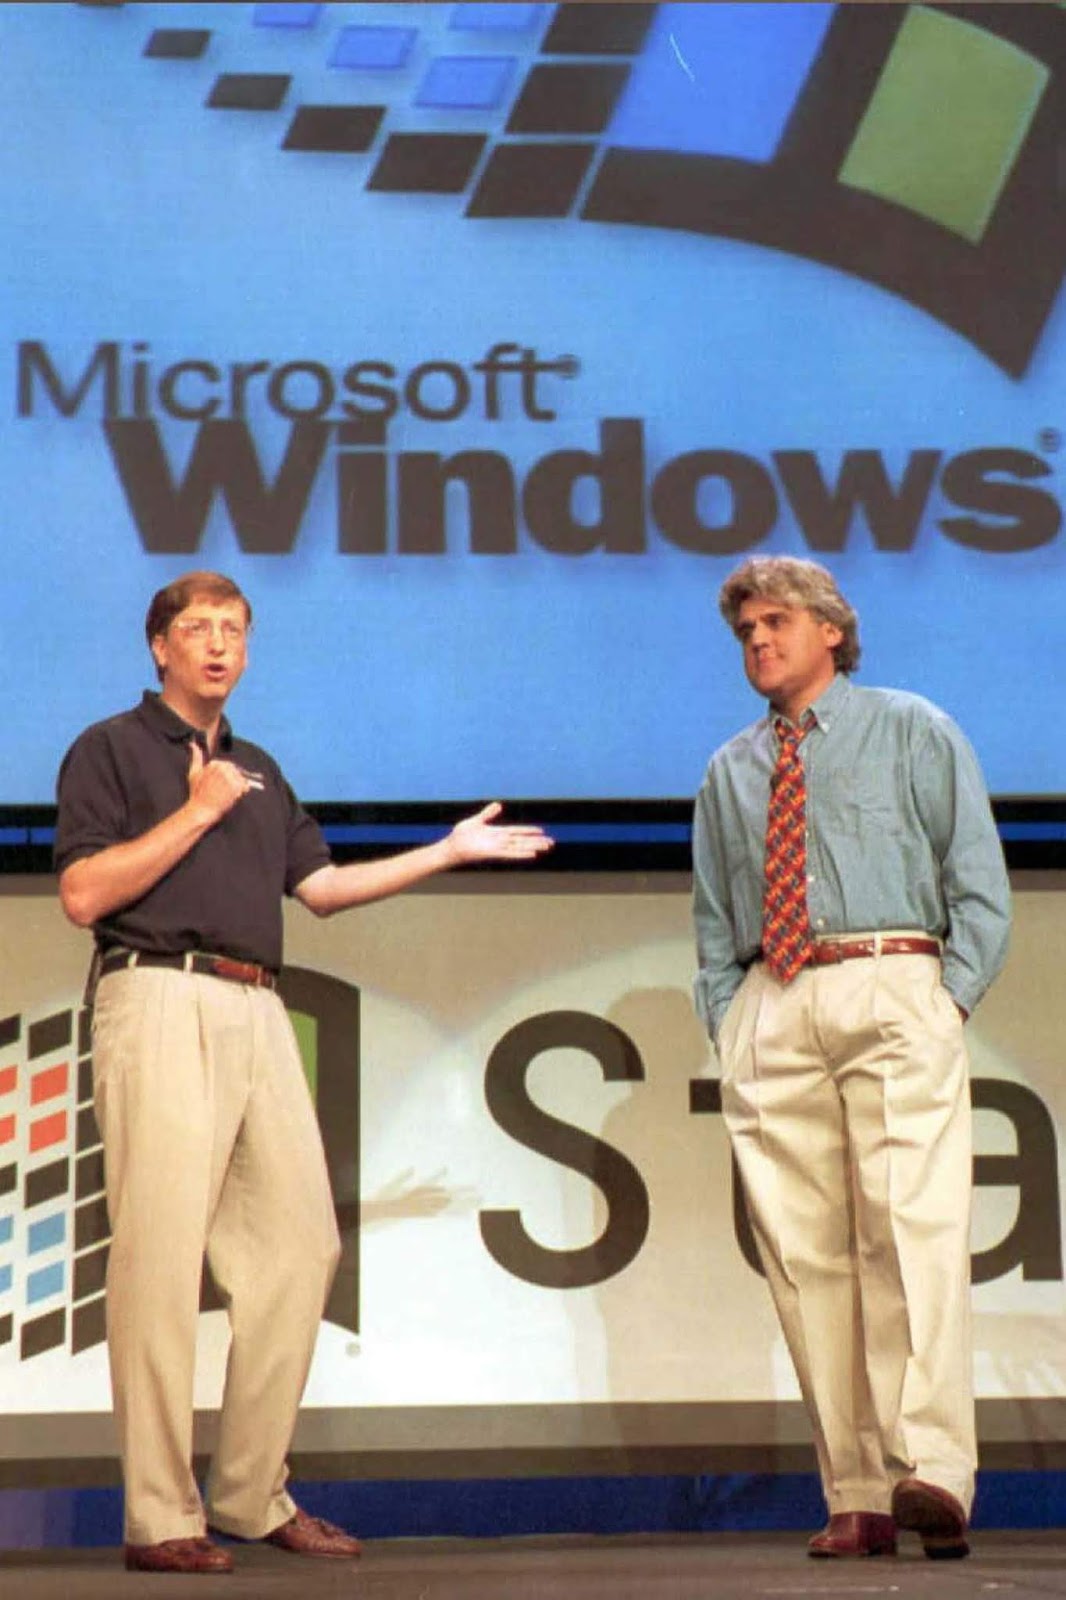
[
  {"x1": 91, "y1": 966, "x2": 341, "y2": 1546},
  {"x1": 717, "y1": 945, "x2": 976, "y2": 1516}
]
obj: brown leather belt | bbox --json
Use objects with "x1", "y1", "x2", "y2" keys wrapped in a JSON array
[
  {"x1": 99, "y1": 948, "x2": 278, "y2": 991},
  {"x1": 802, "y1": 935, "x2": 941, "y2": 966}
]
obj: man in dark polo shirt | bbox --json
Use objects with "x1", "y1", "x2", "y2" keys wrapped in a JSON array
[{"x1": 55, "y1": 570, "x2": 552, "y2": 1576}]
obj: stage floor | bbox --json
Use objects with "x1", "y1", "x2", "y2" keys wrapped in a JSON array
[{"x1": 2, "y1": 1530, "x2": 1066, "y2": 1599}]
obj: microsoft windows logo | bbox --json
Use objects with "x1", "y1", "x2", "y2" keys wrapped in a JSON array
[
  {"x1": 585, "y1": 3, "x2": 1065, "y2": 378},
  {"x1": 76, "y1": 1, "x2": 1066, "y2": 377},
  {"x1": 0, "y1": 967, "x2": 361, "y2": 1365}
]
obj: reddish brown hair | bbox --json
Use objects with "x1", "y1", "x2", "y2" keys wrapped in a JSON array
[{"x1": 145, "y1": 571, "x2": 252, "y2": 682}]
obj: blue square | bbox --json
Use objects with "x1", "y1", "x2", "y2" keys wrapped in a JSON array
[
  {"x1": 0, "y1": 1264, "x2": 11, "y2": 1296},
  {"x1": 253, "y1": 3, "x2": 323, "y2": 26},
  {"x1": 450, "y1": 3, "x2": 542, "y2": 32},
  {"x1": 418, "y1": 55, "x2": 516, "y2": 111},
  {"x1": 27, "y1": 1261, "x2": 64, "y2": 1305},
  {"x1": 330, "y1": 26, "x2": 417, "y2": 71},
  {"x1": 28, "y1": 1213, "x2": 66, "y2": 1255},
  {"x1": 0, "y1": 1217, "x2": 12, "y2": 1247}
]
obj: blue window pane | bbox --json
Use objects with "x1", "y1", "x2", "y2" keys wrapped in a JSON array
[
  {"x1": 0, "y1": 1265, "x2": 11, "y2": 1296},
  {"x1": 253, "y1": 4, "x2": 323, "y2": 25},
  {"x1": 331, "y1": 26, "x2": 417, "y2": 71},
  {"x1": 418, "y1": 55, "x2": 516, "y2": 111},
  {"x1": 28, "y1": 1213, "x2": 66, "y2": 1255},
  {"x1": 450, "y1": 3, "x2": 542, "y2": 32},
  {"x1": 27, "y1": 1261, "x2": 64, "y2": 1304},
  {"x1": 0, "y1": 1217, "x2": 12, "y2": 1247},
  {"x1": 611, "y1": 2, "x2": 834, "y2": 162}
]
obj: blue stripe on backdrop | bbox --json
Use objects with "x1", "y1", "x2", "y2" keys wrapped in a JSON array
[
  {"x1": 11, "y1": 821, "x2": 1066, "y2": 849},
  {"x1": 0, "y1": 1473, "x2": 1062, "y2": 1550},
  {"x1": 997, "y1": 823, "x2": 1066, "y2": 840},
  {"x1": 319, "y1": 823, "x2": 696, "y2": 845}
]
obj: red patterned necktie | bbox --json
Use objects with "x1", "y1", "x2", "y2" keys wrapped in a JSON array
[{"x1": 762, "y1": 712, "x2": 816, "y2": 983}]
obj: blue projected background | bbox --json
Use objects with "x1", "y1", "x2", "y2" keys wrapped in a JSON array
[{"x1": 1, "y1": 1, "x2": 1064, "y2": 804}]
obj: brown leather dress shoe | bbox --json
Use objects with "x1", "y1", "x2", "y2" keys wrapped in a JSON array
[
  {"x1": 808, "y1": 1511, "x2": 897, "y2": 1559},
  {"x1": 125, "y1": 1536, "x2": 234, "y2": 1574},
  {"x1": 892, "y1": 1477, "x2": 970, "y2": 1560},
  {"x1": 263, "y1": 1506, "x2": 363, "y2": 1559}
]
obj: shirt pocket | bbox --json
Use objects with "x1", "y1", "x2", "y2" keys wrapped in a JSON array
[{"x1": 817, "y1": 766, "x2": 904, "y2": 840}]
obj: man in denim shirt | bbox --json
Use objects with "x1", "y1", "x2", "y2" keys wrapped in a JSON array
[{"x1": 693, "y1": 556, "x2": 1010, "y2": 1562}]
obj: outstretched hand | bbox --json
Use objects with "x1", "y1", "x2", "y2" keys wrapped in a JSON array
[{"x1": 447, "y1": 802, "x2": 554, "y2": 865}]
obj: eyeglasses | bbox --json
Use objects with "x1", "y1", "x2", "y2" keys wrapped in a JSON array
[{"x1": 171, "y1": 618, "x2": 249, "y2": 645}]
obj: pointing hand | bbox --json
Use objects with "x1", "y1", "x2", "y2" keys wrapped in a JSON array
[{"x1": 187, "y1": 739, "x2": 252, "y2": 824}]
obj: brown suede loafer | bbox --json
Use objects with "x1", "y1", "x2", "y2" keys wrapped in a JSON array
[
  {"x1": 892, "y1": 1477, "x2": 970, "y2": 1560},
  {"x1": 263, "y1": 1506, "x2": 363, "y2": 1559},
  {"x1": 808, "y1": 1511, "x2": 897, "y2": 1559},
  {"x1": 125, "y1": 1536, "x2": 234, "y2": 1574}
]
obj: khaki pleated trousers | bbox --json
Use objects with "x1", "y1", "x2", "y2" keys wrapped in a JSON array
[
  {"x1": 91, "y1": 966, "x2": 341, "y2": 1546},
  {"x1": 717, "y1": 945, "x2": 976, "y2": 1516}
]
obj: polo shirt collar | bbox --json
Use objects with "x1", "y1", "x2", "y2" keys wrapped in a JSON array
[{"x1": 138, "y1": 690, "x2": 234, "y2": 752}]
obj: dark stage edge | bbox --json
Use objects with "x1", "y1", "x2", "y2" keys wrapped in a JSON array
[{"x1": 3, "y1": 1531, "x2": 1066, "y2": 1600}]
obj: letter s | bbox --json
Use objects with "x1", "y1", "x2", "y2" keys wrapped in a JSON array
[
  {"x1": 939, "y1": 448, "x2": 1060, "y2": 551},
  {"x1": 479, "y1": 1011, "x2": 650, "y2": 1289}
]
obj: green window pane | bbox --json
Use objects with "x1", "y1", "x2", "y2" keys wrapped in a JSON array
[
  {"x1": 839, "y1": 6, "x2": 1048, "y2": 245},
  {"x1": 288, "y1": 1007, "x2": 318, "y2": 1097}
]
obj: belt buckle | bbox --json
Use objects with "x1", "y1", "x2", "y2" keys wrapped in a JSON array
[{"x1": 817, "y1": 942, "x2": 845, "y2": 965}]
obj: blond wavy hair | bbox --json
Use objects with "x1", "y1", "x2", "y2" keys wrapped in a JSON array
[{"x1": 718, "y1": 556, "x2": 860, "y2": 673}]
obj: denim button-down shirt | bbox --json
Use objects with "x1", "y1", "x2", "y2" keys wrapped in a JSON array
[{"x1": 692, "y1": 674, "x2": 1012, "y2": 1042}]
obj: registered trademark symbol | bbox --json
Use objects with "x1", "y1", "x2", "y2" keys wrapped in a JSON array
[{"x1": 1038, "y1": 427, "x2": 1061, "y2": 452}]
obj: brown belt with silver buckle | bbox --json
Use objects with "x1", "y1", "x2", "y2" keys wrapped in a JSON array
[
  {"x1": 802, "y1": 935, "x2": 941, "y2": 966},
  {"x1": 98, "y1": 948, "x2": 278, "y2": 991}
]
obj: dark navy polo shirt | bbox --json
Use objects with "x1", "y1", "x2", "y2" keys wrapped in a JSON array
[{"x1": 54, "y1": 691, "x2": 331, "y2": 970}]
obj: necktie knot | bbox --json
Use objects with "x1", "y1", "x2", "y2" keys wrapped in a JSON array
[{"x1": 774, "y1": 711, "x2": 815, "y2": 747}]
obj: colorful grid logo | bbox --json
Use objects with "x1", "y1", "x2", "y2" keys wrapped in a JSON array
[
  {"x1": 0, "y1": 965, "x2": 361, "y2": 1364},
  {"x1": 74, "y1": 1, "x2": 1066, "y2": 376},
  {"x1": 0, "y1": 1002, "x2": 106, "y2": 1362}
]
